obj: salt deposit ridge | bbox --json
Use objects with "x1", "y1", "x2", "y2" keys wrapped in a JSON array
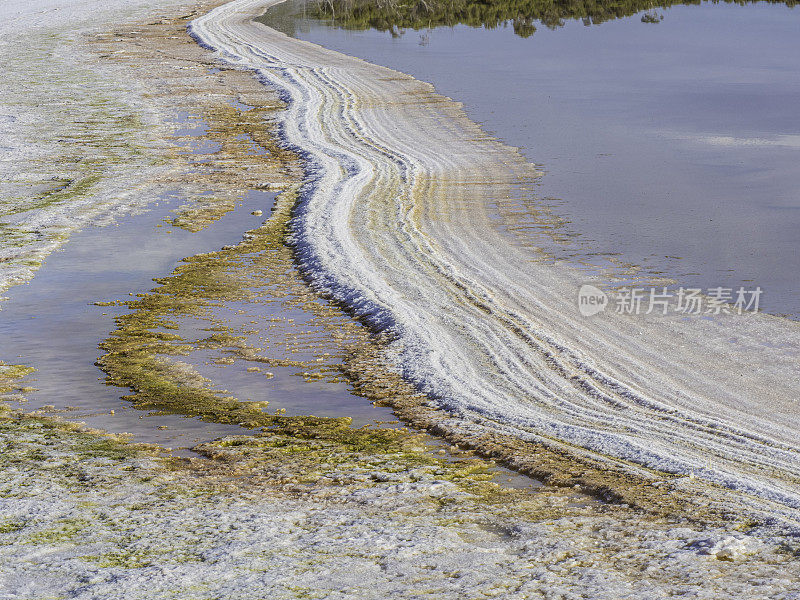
[{"x1": 192, "y1": 0, "x2": 800, "y2": 526}]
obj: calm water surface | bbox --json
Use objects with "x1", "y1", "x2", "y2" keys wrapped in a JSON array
[{"x1": 262, "y1": 1, "x2": 800, "y2": 316}]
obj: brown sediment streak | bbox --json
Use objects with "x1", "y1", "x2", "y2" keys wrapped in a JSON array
[{"x1": 192, "y1": 0, "x2": 800, "y2": 528}]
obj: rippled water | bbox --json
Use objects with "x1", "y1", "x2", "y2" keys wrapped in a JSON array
[{"x1": 262, "y1": 0, "x2": 800, "y2": 316}]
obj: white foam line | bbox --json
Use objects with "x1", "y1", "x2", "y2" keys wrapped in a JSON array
[{"x1": 191, "y1": 0, "x2": 800, "y2": 526}]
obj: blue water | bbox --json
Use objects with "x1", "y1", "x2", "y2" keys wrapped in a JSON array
[{"x1": 264, "y1": 1, "x2": 800, "y2": 316}]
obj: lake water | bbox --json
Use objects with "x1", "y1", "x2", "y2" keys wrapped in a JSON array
[{"x1": 261, "y1": 0, "x2": 800, "y2": 317}]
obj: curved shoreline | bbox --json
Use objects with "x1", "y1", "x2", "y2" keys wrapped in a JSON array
[{"x1": 191, "y1": 0, "x2": 800, "y2": 528}]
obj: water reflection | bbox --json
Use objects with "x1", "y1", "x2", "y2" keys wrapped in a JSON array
[{"x1": 268, "y1": 0, "x2": 798, "y2": 38}]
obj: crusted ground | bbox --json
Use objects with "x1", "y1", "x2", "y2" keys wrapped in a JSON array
[{"x1": 2, "y1": 394, "x2": 800, "y2": 599}]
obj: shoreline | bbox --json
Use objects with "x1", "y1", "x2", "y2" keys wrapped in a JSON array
[
  {"x1": 0, "y1": 1, "x2": 799, "y2": 596},
  {"x1": 268, "y1": 0, "x2": 800, "y2": 321},
  {"x1": 191, "y1": 0, "x2": 800, "y2": 529}
]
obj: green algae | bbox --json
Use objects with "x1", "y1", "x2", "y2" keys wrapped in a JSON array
[
  {"x1": 0, "y1": 362, "x2": 36, "y2": 398},
  {"x1": 0, "y1": 224, "x2": 39, "y2": 249},
  {"x1": 0, "y1": 402, "x2": 161, "y2": 470},
  {"x1": 83, "y1": 547, "x2": 202, "y2": 569},
  {"x1": 83, "y1": 549, "x2": 157, "y2": 569},
  {"x1": 93, "y1": 173, "x2": 507, "y2": 493},
  {"x1": 0, "y1": 518, "x2": 26, "y2": 535},
  {"x1": 167, "y1": 105, "x2": 294, "y2": 233},
  {"x1": 94, "y1": 97, "x2": 346, "y2": 426},
  {"x1": 28, "y1": 519, "x2": 90, "y2": 545},
  {"x1": 1, "y1": 175, "x2": 103, "y2": 218},
  {"x1": 0, "y1": 363, "x2": 35, "y2": 387}
]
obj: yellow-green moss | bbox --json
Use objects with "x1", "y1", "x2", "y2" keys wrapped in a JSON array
[
  {"x1": 0, "y1": 518, "x2": 26, "y2": 534},
  {"x1": 0, "y1": 362, "x2": 35, "y2": 395},
  {"x1": 28, "y1": 519, "x2": 90, "y2": 545}
]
